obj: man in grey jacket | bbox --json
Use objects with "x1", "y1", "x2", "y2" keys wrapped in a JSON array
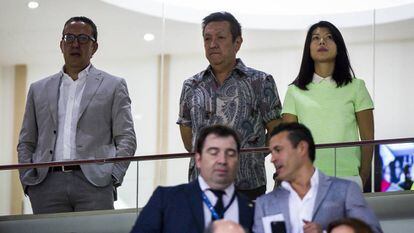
[
  {"x1": 17, "y1": 16, "x2": 136, "y2": 214},
  {"x1": 253, "y1": 123, "x2": 382, "y2": 233}
]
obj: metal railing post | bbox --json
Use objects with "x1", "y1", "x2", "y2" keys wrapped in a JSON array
[{"x1": 136, "y1": 161, "x2": 139, "y2": 212}]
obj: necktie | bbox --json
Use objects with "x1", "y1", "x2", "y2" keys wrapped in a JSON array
[{"x1": 210, "y1": 189, "x2": 225, "y2": 221}]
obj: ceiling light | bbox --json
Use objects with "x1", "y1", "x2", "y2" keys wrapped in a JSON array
[
  {"x1": 143, "y1": 33, "x2": 155, "y2": 41},
  {"x1": 27, "y1": 1, "x2": 39, "y2": 9}
]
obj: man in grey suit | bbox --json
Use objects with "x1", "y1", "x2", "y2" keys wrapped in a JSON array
[
  {"x1": 253, "y1": 123, "x2": 382, "y2": 233},
  {"x1": 17, "y1": 16, "x2": 136, "y2": 214}
]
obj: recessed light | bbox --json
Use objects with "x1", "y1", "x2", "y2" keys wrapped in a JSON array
[
  {"x1": 27, "y1": 1, "x2": 39, "y2": 9},
  {"x1": 143, "y1": 33, "x2": 155, "y2": 42}
]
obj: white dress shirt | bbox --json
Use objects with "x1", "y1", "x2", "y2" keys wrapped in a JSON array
[
  {"x1": 198, "y1": 176, "x2": 239, "y2": 227},
  {"x1": 54, "y1": 64, "x2": 90, "y2": 161},
  {"x1": 281, "y1": 169, "x2": 320, "y2": 233}
]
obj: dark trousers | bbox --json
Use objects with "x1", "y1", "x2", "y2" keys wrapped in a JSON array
[{"x1": 27, "y1": 170, "x2": 114, "y2": 214}]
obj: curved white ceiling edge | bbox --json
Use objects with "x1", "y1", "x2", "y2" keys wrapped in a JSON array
[{"x1": 101, "y1": 0, "x2": 414, "y2": 29}]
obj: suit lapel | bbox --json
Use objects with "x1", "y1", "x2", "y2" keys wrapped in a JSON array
[
  {"x1": 77, "y1": 66, "x2": 103, "y2": 120},
  {"x1": 237, "y1": 194, "x2": 253, "y2": 228},
  {"x1": 277, "y1": 189, "x2": 292, "y2": 233},
  {"x1": 312, "y1": 172, "x2": 332, "y2": 220},
  {"x1": 187, "y1": 180, "x2": 205, "y2": 233},
  {"x1": 46, "y1": 73, "x2": 62, "y2": 125}
]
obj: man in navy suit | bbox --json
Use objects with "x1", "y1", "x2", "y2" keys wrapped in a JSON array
[{"x1": 130, "y1": 125, "x2": 254, "y2": 233}]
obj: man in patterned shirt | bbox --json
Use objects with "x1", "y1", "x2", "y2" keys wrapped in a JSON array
[{"x1": 177, "y1": 11, "x2": 282, "y2": 200}]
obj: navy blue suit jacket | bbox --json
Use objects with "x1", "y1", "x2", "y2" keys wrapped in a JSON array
[{"x1": 130, "y1": 180, "x2": 254, "y2": 233}]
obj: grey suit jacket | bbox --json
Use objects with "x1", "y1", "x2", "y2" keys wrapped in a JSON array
[
  {"x1": 17, "y1": 65, "x2": 136, "y2": 189},
  {"x1": 253, "y1": 171, "x2": 383, "y2": 233}
]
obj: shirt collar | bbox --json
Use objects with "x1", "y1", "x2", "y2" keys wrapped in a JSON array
[
  {"x1": 312, "y1": 73, "x2": 334, "y2": 84},
  {"x1": 203, "y1": 58, "x2": 248, "y2": 79},
  {"x1": 61, "y1": 63, "x2": 92, "y2": 82},
  {"x1": 198, "y1": 175, "x2": 235, "y2": 197},
  {"x1": 233, "y1": 58, "x2": 249, "y2": 75},
  {"x1": 281, "y1": 168, "x2": 320, "y2": 193}
]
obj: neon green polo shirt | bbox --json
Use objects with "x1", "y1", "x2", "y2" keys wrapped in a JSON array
[{"x1": 282, "y1": 76, "x2": 374, "y2": 177}]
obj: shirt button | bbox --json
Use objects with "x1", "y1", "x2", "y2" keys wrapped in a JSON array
[
  {"x1": 53, "y1": 130, "x2": 57, "y2": 134},
  {"x1": 49, "y1": 150, "x2": 53, "y2": 154}
]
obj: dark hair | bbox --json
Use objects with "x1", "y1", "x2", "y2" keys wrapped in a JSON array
[
  {"x1": 202, "y1": 12, "x2": 242, "y2": 42},
  {"x1": 293, "y1": 21, "x2": 354, "y2": 90},
  {"x1": 328, "y1": 218, "x2": 374, "y2": 233},
  {"x1": 63, "y1": 16, "x2": 98, "y2": 42},
  {"x1": 270, "y1": 123, "x2": 315, "y2": 162},
  {"x1": 195, "y1": 125, "x2": 241, "y2": 154}
]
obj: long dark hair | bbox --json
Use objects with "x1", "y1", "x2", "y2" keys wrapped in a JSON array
[{"x1": 293, "y1": 21, "x2": 355, "y2": 90}]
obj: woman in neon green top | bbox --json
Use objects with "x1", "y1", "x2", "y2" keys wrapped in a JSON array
[{"x1": 282, "y1": 21, "x2": 374, "y2": 188}]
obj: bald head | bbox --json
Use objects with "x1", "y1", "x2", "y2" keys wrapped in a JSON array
[{"x1": 205, "y1": 220, "x2": 246, "y2": 233}]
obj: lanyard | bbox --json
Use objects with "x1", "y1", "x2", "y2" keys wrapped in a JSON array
[{"x1": 201, "y1": 190, "x2": 237, "y2": 220}]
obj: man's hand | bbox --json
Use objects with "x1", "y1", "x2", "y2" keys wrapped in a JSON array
[{"x1": 303, "y1": 220, "x2": 322, "y2": 233}]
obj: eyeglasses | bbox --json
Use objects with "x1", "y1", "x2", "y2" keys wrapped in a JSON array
[{"x1": 62, "y1": 34, "x2": 96, "y2": 44}]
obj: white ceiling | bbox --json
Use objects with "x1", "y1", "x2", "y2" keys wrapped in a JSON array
[
  {"x1": 1, "y1": 0, "x2": 414, "y2": 66},
  {"x1": 103, "y1": 0, "x2": 414, "y2": 29}
]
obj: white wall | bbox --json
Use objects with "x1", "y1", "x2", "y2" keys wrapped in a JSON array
[
  {"x1": 0, "y1": 66, "x2": 14, "y2": 215},
  {"x1": 374, "y1": 40, "x2": 414, "y2": 138}
]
